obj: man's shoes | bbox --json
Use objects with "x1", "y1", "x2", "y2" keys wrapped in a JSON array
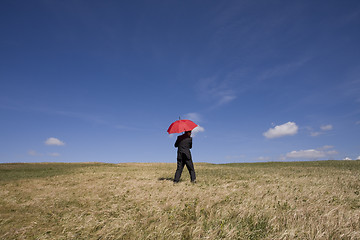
[{"x1": 191, "y1": 180, "x2": 197, "y2": 184}]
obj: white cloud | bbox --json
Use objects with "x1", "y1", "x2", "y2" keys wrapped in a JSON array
[
  {"x1": 184, "y1": 113, "x2": 202, "y2": 123},
  {"x1": 309, "y1": 124, "x2": 333, "y2": 137},
  {"x1": 285, "y1": 148, "x2": 338, "y2": 160},
  {"x1": 356, "y1": 156, "x2": 360, "y2": 160},
  {"x1": 320, "y1": 124, "x2": 333, "y2": 131},
  {"x1": 191, "y1": 125, "x2": 205, "y2": 137},
  {"x1": 263, "y1": 122, "x2": 298, "y2": 139},
  {"x1": 45, "y1": 137, "x2": 65, "y2": 146},
  {"x1": 286, "y1": 149, "x2": 326, "y2": 159},
  {"x1": 48, "y1": 152, "x2": 60, "y2": 157},
  {"x1": 343, "y1": 157, "x2": 352, "y2": 160}
]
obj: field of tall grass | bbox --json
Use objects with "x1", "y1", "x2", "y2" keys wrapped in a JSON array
[{"x1": 1, "y1": 160, "x2": 359, "y2": 239}]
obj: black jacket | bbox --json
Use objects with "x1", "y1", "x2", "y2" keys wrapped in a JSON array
[{"x1": 175, "y1": 134, "x2": 192, "y2": 160}]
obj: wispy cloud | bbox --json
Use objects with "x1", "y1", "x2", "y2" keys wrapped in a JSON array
[
  {"x1": 263, "y1": 122, "x2": 298, "y2": 139},
  {"x1": 310, "y1": 124, "x2": 333, "y2": 137},
  {"x1": 28, "y1": 150, "x2": 60, "y2": 157},
  {"x1": 285, "y1": 147, "x2": 338, "y2": 160},
  {"x1": 319, "y1": 145, "x2": 334, "y2": 150},
  {"x1": 28, "y1": 150, "x2": 42, "y2": 156},
  {"x1": 48, "y1": 152, "x2": 60, "y2": 157},
  {"x1": 45, "y1": 137, "x2": 65, "y2": 146},
  {"x1": 257, "y1": 58, "x2": 311, "y2": 82},
  {"x1": 310, "y1": 131, "x2": 322, "y2": 137},
  {"x1": 197, "y1": 76, "x2": 237, "y2": 107},
  {"x1": 320, "y1": 124, "x2": 333, "y2": 131},
  {"x1": 218, "y1": 95, "x2": 237, "y2": 106},
  {"x1": 184, "y1": 113, "x2": 202, "y2": 123},
  {"x1": 0, "y1": 100, "x2": 111, "y2": 127},
  {"x1": 256, "y1": 156, "x2": 270, "y2": 161}
]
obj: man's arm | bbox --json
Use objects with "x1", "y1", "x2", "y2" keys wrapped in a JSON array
[{"x1": 174, "y1": 137, "x2": 180, "y2": 148}]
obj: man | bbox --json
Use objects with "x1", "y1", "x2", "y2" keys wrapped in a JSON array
[{"x1": 173, "y1": 130, "x2": 196, "y2": 183}]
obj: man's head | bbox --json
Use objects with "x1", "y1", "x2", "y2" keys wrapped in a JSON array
[{"x1": 185, "y1": 131, "x2": 192, "y2": 137}]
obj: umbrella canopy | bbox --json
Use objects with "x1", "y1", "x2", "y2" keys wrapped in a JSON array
[{"x1": 167, "y1": 119, "x2": 198, "y2": 134}]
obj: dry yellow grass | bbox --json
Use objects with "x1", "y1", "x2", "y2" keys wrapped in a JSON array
[{"x1": 1, "y1": 161, "x2": 360, "y2": 239}]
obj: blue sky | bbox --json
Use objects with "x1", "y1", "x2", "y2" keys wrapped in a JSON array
[{"x1": 1, "y1": 0, "x2": 360, "y2": 163}]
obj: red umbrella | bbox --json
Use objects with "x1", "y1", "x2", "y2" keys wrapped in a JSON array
[{"x1": 167, "y1": 119, "x2": 198, "y2": 134}]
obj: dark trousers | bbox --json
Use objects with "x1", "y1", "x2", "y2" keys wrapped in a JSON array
[{"x1": 174, "y1": 154, "x2": 196, "y2": 182}]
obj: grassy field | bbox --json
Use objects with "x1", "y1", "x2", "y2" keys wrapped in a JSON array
[{"x1": 1, "y1": 161, "x2": 360, "y2": 239}]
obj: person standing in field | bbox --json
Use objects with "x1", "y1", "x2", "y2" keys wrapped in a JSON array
[{"x1": 174, "y1": 130, "x2": 196, "y2": 183}]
